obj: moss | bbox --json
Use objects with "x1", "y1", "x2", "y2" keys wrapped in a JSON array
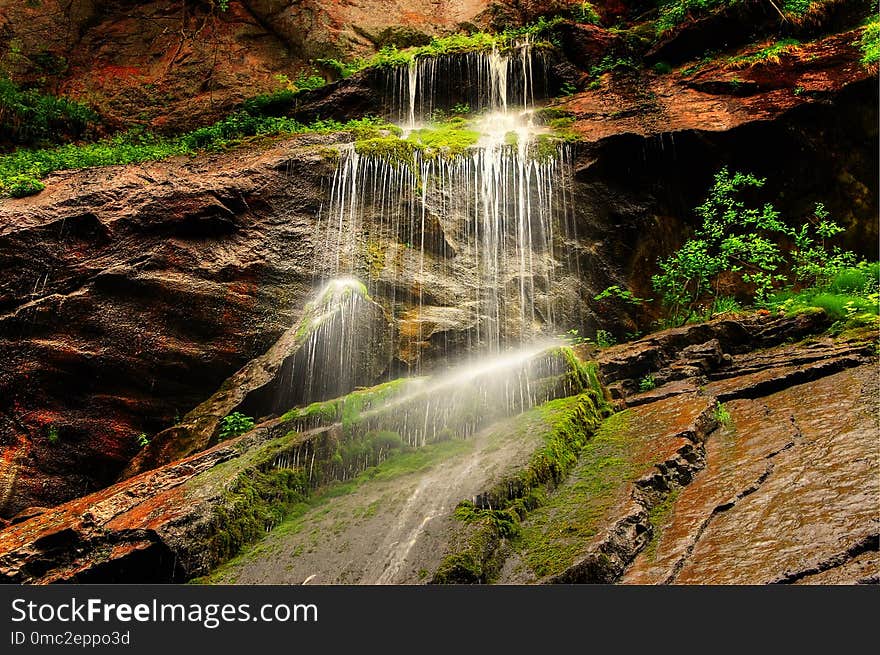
[
  {"x1": 433, "y1": 390, "x2": 610, "y2": 583},
  {"x1": 354, "y1": 136, "x2": 418, "y2": 168},
  {"x1": 203, "y1": 437, "x2": 474, "y2": 582},
  {"x1": 365, "y1": 240, "x2": 387, "y2": 278},
  {"x1": 515, "y1": 410, "x2": 636, "y2": 578},
  {"x1": 280, "y1": 377, "x2": 413, "y2": 428},
  {"x1": 407, "y1": 124, "x2": 481, "y2": 157},
  {"x1": 644, "y1": 487, "x2": 680, "y2": 561},
  {"x1": 535, "y1": 107, "x2": 575, "y2": 122}
]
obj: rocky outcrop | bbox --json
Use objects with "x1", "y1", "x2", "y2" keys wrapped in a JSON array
[
  {"x1": 621, "y1": 361, "x2": 879, "y2": 585},
  {"x1": 495, "y1": 314, "x2": 878, "y2": 584},
  {"x1": 0, "y1": 1, "x2": 494, "y2": 132},
  {"x1": 0, "y1": 136, "x2": 336, "y2": 515},
  {"x1": 0, "y1": 345, "x2": 592, "y2": 582}
]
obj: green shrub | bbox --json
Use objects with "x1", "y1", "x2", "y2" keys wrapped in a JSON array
[
  {"x1": 651, "y1": 168, "x2": 859, "y2": 325},
  {"x1": 135, "y1": 432, "x2": 150, "y2": 449},
  {"x1": 594, "y1": 285, "x2": 649, "y2": 306},
  {"x1": 858, "y1": 15, "x2": 880, "y2": 66},
  {"x1": 46, "y1": 425, "x2": 59, "y2": 445},
  {"x1": 638, "y1": 375, "x2": 657, "y2": 392},
  {"x1": 0, "y1": 78, "x2": 98, "y2": 148},
  {"x1": 713, "y1": 402, "x2": 732, "y2": 426},
  {"x1": 595, "y1": 329, "x2": 616, "y2": 348},
  {"x1": 4, "y1": 173, "x2": 44, "y2": 197},
  {"x1": 219, "y1": 412, "x2": 256, "y2": 439},
  {"x1": 572, "y1": 2, "x2": 601, "y2": 24}
]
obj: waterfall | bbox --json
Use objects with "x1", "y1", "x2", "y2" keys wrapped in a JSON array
[{"x1": 310, "y1": 37, "x2": 576, "y2": 371}]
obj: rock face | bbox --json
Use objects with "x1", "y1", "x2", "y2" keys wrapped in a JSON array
[
  {"x1": 622, "y1": 362, "x2": 879, "y2": 585},
  {"x1": 0, "y1": 0, "x2": 494, "y2": 131},
  {"x1": 0, "y1": 137, "x2": 335, "y2": 515},
  {"x1": 495, "y1": 315, "x2": 878, "y2": 584},
  {"x1": 0, "y1": 346, "x2": 593, "y2": 582}
]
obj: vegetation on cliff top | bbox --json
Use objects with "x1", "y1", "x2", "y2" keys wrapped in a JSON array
[{"x1": 0, "y1": 114, "x2": 393, "y2": 197}]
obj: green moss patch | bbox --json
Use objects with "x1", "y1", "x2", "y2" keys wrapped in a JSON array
[
  {"x1": 513, "y1": 410, "x2": 638, "y2": 579},
  {"x1": 433, "y1": 387, "x2": 610, "y2": 583}
]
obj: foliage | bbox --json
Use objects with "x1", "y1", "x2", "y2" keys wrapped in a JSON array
[
  {"x1": 572, "y1": 2, "x2": 601, "y2": 24},
  {"x1": 0, "y1": 115, "x2": 393, "y2": 196},
  {"x1": 5, "y1": 173, "x2": 43, "y2": 197},
  {"x1": 594, "y1": 285, "x2": 649, "y2": 306},
  {"x1": 559, "y1": 328, "x2": 589, "y2": 346},
  {"x1": 708, "y1": 295, "x2": 742, "y2": 316},
  {"x1": 0, "y1": 78, "x2": 97, "y2": 148},
  {"x1": 713, "y1": 402, "x2": 732, "y2": 426},
  {"x1": 135, "y1": 432, "x2": 150, "y2": 449},
  {"x1": 346, "y1": 20, "x2": 562, "y2": 74},
  {"x1": 727, "y1": 39, "x2": 801, "y2": 67},
  {"x1": 789, "y1": 203, "x2": 857, "y2": 288},
  {"x1": 857, "y1": 15, "x2": 880, "y2": 66},
  {"x1": 595, "y1": 329, "x2": 616, "y2": 348},
  {"x1": 638, "y1": 374, "x2": 657, "y2": 392},
  {"x1": 46, "y1": 425, "x2": 59, "y2": 445},
  {"x1": 766, "y1": 262, "x2": 879, "y2": 327},
  {"x1": 651, "y1": 168, "x2": 855, "y2": 324},
  {"x1": 656, "y1": 0, "x2": 728, "y2": 35},
  {"x1": 588, "y1": 55, "x2": 638, "y2": 79},
  {"x1": 219, "y1": 412, "x2": 256, "y2": 440}
]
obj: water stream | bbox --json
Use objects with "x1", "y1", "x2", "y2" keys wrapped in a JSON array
[{"x1": 310, "y1": 38, "x2": 576, "y2": 371}]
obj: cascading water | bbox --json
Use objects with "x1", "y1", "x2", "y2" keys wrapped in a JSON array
[{"x1": 312, "y1": 37, "x2": 578, "y2": 371}]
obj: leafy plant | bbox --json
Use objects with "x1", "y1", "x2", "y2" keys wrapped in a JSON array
[
  {"x1": 588, "y1": 55, "x2": 638, "y2": 80},
  {"x1": 713, "y1": 402, "x2": 732, "y2": 426},
  {"x1": 789, "y1": 203, "x2": 857, "y2": 288},
  {"x1": 46, "y1": 425, "x2": 59, "y2": 445},
  {"x1": 0, "y1": 78, "x2": 98, "y2": 148},
  {"x1": 638, "y1": 374, "x2": 657, "y2": 392},
  {"x1": 595, "y1": 329, "x2": 616, "y2": 348},
  {"x1": 652, "y1": 168, "x2": 793, "y2": 323},
  {"x1": 572, "y1": 2, "x2": 601, "y2": 24},
  {"x1": 5, "y1": 173, "x2": 44, "y2": 197},
  {"x1": 219, "y1": 412, "x2": 255, "y2": 439},
  {"x1": 594, "y1": 285, "x2": 649, "y2": 306},
  {"x1": 559, "y1": 328, "x2": 590, "y2": 346},
  {"x1": 135, "y1": 432, "x2": 150, "y2": 449},
  {"x1": 656, "y1": 0, "x2": 728, "y2": 35},
  {"x1": 559, "y1": 81, "x2": 578, "y2": 96},
  {"x1": 708, "y1": 295, "x2": 742, "y2": 317},
  {"x1": 727, "y1": 39, "x2": 801, "y2": 67}
]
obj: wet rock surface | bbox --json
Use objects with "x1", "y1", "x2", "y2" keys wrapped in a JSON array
[
  {"x1": 622, "y1": 363, "x2": 879, "y2": 585},
  {"x1": 208, "y1": 413, "x2": 548, "y2": 584},
  {"x1": 0, "y1": 347, "x2": 591, "y2": 582}
]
